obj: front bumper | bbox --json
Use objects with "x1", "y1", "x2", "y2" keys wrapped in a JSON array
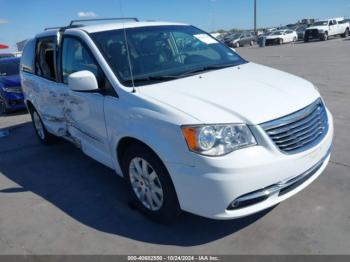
[
  {"x1": 166, "y1": 110, "x2": 333, "y2": 219},
  {"x1": 0, "y1": 91, "x2": 25, "y2": 110}
]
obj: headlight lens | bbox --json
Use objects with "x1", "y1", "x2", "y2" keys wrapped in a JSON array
[{"x1": 182, "y1": 124, "x2": 257, "y2": 156}]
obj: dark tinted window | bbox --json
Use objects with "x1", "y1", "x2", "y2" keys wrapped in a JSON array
[
  {"x1": 0, "y1": 58, "x2": 20, "y2": 76},
  {"x1": 35, "y1": 37, "x2": 56, "y2": 80},
  {"x1": 21, "y1": 39, "x2": 36, "y2": 74}
]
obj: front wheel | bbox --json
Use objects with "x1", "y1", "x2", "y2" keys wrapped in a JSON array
[
  {"x1": 321, "y1": 32, "x2": 328, "y2": 41},
  {"x1": 279, "y1": 38, "x2": 283, "y2": 45},
  {"x1": 121, "y1": 144, "x2": 181, "y2": 223}
]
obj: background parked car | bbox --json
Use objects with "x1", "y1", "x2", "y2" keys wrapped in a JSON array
[
  {"x1": 224, "y1": 32, "x2": 256, "y2": 48},
  {"x1": 0, "y1": 53, "x2": 15, "y2": 60},
  {"x1": 265, "y1": 30, "x2": 298, "y2": 45},
  {"x1": 296, "y1": 25, "x2": 308, "y2": 40},
  {"x1": 0, "y1": 57, "x2": 25, "y2": 113},
  {"x1": 304, "y1": 18, "x2": 350, "y2": 42}
]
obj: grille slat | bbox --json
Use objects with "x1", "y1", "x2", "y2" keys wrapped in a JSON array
[
  {"x1": 267, "y1": 105, "x2": 322, "y2": 134},
  {"x1": 272, "y1": 115, "x2": 327, "y2": 143},
  {"x1": 261, "y1": 99, "x2": 328, "y2": 154}
]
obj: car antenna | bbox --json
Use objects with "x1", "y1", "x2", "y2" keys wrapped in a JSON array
[{"x1": 120, "y1": 0, "x2": 136, "y2": 93}]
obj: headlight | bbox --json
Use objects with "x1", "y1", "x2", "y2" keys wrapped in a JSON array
[{"x1": 182, "y1": 124, "x2": 257, "y2": 156}]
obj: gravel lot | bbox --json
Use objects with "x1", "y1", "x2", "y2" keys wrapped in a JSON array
[{"x1": 0, "y1": 37, "x2": 350, "y2": 255}]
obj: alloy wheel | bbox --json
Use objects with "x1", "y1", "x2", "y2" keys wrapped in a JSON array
[
  {"x1": 33, "y1": 111, "x2": 45, "y2": 140},
  {"x1": 129, "y1": 157, "x2": 164, "y2": 211}
]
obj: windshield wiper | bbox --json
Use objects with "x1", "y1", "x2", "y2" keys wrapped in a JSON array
[
  {"x1": 176, "y1": 63, "x2": 238, "y2": 77},
  {"x1": 123, "y1": 75, "x2": 179, "y2": 85}
]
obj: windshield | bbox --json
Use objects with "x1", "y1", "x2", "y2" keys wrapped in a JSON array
[
  {"x1": 91, "y1": 25, "x2": 246, "y2": 86},
  {"x1": 312, "y1": 21, "x2": 328, "y2": 26},
  {"x1": 0, "y1": 59, "x2": 20, "y2": 76}
]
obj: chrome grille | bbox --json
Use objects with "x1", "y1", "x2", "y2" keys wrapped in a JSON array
[{"x1": 261, "y1": 99, "x2": 328, "y2": 154}]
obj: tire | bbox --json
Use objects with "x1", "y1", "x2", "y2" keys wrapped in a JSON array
[
  {"x1": 279, "y1": 38, "x2": 283, "y2": 45},
  {"x1": 30, "y1": 108, "x2": 57, "y2": 145},
  {"x1": 121, "y1": 144, "x2": 181, "y2": 223},
  {"x1": 293, "y1": 37, "x2": 297, "y2": 42},
  {"x1": 235, "y1": 42, "x2": 240, "y2": 48},
  {"x1": 0, "y1": 99, "x2": 9, "y2": 114},
  {"x1": 250, "y1": 40, "x2": 254, "y2": 46},
  {"x1": 341, "y1": 28, "x2": 349, "y2": 38},
  {"x1": 321, "y1": 32, "x2": 328, "y2": 41}
]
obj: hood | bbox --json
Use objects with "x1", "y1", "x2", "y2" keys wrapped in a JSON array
[
  {"x1": 138, "y1": 62, "x2": 320, "y2": 125},
  {"x1": 306, "y1": 26, "x2": 327, "y2": 31},
  {"x1": 0, "y1": 74, "x2": 20, "y2": 87},
  {"x1": 266, "y1": 34, "x2": 282, "y2": 39}
]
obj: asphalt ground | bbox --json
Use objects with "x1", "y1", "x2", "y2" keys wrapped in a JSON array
[{"x1": 0, "y1": 36, "x2": 349, "y2": 254}]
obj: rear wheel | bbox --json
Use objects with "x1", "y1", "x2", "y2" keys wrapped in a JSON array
[
  {"x1": 121, "y1": 144, "x2": 181, "y2": 223},
  {"x1": 30, "y1": 109, "x2": 57, "y2": 144}
]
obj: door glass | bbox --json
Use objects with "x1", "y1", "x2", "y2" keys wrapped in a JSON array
[
  {"x1": 36, "y1": 38, "x2": 56, "y2": 80},
  {"x1": 61, "y1": 37, "x2": 101, "y2": 84}
]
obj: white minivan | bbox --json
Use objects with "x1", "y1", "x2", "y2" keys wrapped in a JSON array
[{"x1": 20, "y1": 18, "x2": 333, "y2": 222}]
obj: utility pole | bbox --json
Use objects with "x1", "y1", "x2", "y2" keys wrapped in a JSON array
[{"x1": 254, "y1": 0, "x2": 257, "y2": 34}]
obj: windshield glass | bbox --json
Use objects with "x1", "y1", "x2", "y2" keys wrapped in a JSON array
[
  {"x1": 312, "y1": 21, "x2": 328, "y2": 26},
  {"x1": 0, "y1": 59, "x2": 20, "y2": 76},
  {"x1": 91, "y1": 25, "x2": 246, "y2": 86}
]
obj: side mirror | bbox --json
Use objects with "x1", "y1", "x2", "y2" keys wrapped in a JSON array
[{"x1": 68, "y1": 71, "x2": 99, "y2": 92}]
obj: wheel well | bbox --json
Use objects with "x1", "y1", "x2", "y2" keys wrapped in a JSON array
[
  {"x1": 26, "y1": 100, "x2": 35, "y2": 113},
  {"x1": 117, "y1": 137, "x2": 162, "y2": 169}
]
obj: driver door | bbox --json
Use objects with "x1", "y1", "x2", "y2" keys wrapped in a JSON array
[{"x1": 60, "y1": 36, "x2": 114, "y2": 168}]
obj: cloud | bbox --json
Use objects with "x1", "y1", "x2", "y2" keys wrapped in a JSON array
[
  {"x1": 0, "y1": 19, "x2": 9, "y2": 24},
  {"x1": 77, "y1": 12, "x2": 97, "y2": 18}
]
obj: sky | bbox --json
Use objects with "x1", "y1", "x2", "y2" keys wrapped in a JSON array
[{"x1": 1, "y1": 0, "x2": 350, "y2": 51}]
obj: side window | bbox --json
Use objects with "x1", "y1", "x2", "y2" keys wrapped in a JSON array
[
  {"x1": 35, "y1": 38, "x2": 56, "y2": 80},
  {"x1": 61, "y1": 37, "x2": 100, "y2": 84},
  {"x1": 21, "y1": 39, "x2": 36, "y2": 74}
]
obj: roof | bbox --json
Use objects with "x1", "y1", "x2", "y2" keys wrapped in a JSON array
[{"x1": 40, "y1": 21, "x2": 188, "y2": 37}]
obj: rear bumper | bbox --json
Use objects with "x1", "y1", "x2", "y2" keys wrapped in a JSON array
[{"x1": 165, "y1": 111, "x2": 333, "y2": 220}]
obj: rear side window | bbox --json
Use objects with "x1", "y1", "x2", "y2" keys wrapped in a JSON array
[
  {"x1": 20, "y1": 39, "x2": 36, "y2": 74},
  {"x1": 35, "y1": 37, "x2": 57, "y2": 81}
]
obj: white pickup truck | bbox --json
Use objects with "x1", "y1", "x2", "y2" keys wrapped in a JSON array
[{"x1": 304, "y1": 17, "x2": 350, "y2": 42}]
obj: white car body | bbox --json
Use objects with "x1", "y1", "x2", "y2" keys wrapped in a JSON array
[
  {"x1": 305, "y1": 17, "x2": 350, "y2": 40},
  {"x1": 265, "y1": 30, "x2": 298, "y2": 44},
  {"x1": 20, "y1": 21, "x2": 333, "y2": 220}
]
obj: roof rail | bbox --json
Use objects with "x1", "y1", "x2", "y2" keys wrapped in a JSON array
[
  {"x1": 44, "y1": 18, "x2": 139, "y2": 31},
  {"x1": 69, "y1": 17, "x2": 139, "y2": 26}
]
